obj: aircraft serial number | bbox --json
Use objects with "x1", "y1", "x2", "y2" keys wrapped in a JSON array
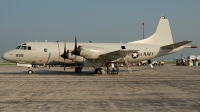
[{"x1": 16, "y1": 54, "x2": 24, "y2": 57}]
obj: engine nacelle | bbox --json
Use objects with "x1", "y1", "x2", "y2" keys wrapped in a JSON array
[
  {"x1": 79, "y1": 45, "x2": 109, "y2": 59},
  {"x1": 67, "y1": 52, "x2": 85, "y2": 62}
]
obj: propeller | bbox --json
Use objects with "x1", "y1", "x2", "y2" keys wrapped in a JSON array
[
  {"x1": 71, "y1": 36, "x2": 82, "y2": 68},
  {"x1": 60, "y1": 42, "x2": 68, "y2": 71},
  {"x1": 71, "y1": 36, "x2": 81, "y2": 55}
]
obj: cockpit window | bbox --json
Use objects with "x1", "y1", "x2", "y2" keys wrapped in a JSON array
[
  {"x1": 21, "y1": 46, "x2": 27, "y2": 50},
  {"x1": 16, "y1": 46, "x2": 31, "y2": 50},
  {"x1": 16, "y1": 46, "x2": 21, "y2": 49}
]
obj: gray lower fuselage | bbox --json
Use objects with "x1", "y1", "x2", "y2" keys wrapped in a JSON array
[{"x1": 3, "y1": 42, "x2": 180, "y2": 67}]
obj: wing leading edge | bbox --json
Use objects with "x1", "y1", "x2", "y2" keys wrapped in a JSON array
[{"x1": 98, "y1": 49, "x2": 139, "y2": 62}]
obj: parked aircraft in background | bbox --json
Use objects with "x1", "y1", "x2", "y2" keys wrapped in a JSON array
[{"x1": 2, "y1": 16, "x2": 198, "y2": 74}]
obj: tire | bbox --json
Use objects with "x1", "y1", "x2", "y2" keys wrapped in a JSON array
[
  {"x1": 75, "y1": 67, "x2": 82, "y2": 73},
  {"x1": 77, "y1": 67, "x2": 82, "y2": 72},
  {"x1": 95, "y1": 68, "x2": 102, "y2": 74},
  {"x1": 28, "y1": 70, "x2": 33, "y2": 74},
  {"x1": 94, "y1": 68, "x2": 98, "y2": 74}
]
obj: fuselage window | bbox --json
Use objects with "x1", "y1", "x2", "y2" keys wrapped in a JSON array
[
  {"x1": 28, "y1": 46, "x2": 31, "y2": 50},
  {"x1": 44, "y1": 48, "x2": 47, "y2": 52}
]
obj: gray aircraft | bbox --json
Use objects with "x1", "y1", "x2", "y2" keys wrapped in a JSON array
[{"x1": 2, "y1": 16, "x2": 197, "y2": 74}]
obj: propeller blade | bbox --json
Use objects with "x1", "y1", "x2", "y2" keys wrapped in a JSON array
[
  {"x1": 61, "y1": 42, "x2": 68, "y2": 59},
  {"x1": 75, "y1": 36, "x2": 77, "y2": 50},
  {"x1": 64, "y1": 59, "x2": 66, "y2": 71},
  {"x1": 72, "y1": 36, "x2": 81, "y2": 55},
  {"x1": 60, "y1": 42, "x2": 68, "y2": 71},
  {"x1": 64, "y1": 42, "x2": 66, "y2": 54}
]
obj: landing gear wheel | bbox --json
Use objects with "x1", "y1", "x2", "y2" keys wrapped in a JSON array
[
  {"x1": 116, "y1": 63, "x2": 119, "y2": 74},
  {"x1": 75, "y1": 67, "x2": 82, "y2": 73},
  {"x1": 28, "y1": 70, "x2": 33, "y2": 74},
  {"x1": 95, "y1": 68, "x2": 102, "y2": 74}
]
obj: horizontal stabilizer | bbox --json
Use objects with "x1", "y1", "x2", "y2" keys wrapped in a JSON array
[{"x1": 161, "y1": 40, "x2": 192, "y2": 49}]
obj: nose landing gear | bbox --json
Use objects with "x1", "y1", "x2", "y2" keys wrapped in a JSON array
[
  {"x1": 28, "y1": 70, "x2": 33, "y2": 74},
  {"x1": 28, "y1": 67, "x2": 33, "y2": 74}
]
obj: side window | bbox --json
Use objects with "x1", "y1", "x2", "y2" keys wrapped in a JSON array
[
  {"x1": 28, "y1": 46, "x2": 31, "y2": 50},
  {"x1": 44, "y1": 48, "x2": 47, "y2": 52}
]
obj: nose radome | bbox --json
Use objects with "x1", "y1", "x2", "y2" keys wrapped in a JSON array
[
  {"x1": 2, "y1": 52, "x2": 11, "y2": 61},
  {"x1": 2, "y1": 53, "x2": 6, "y2": 60}
]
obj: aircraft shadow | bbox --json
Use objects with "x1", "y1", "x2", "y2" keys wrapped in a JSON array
[
  {"x1": 0, "y1": 69, "x2": 141, "y2": 76},
  {"x1": 0, "y1": 70, "x2": 94, "y2": 76},
  {"x1": 35, "y1": 70, "x2": 95, "y2": 76}
]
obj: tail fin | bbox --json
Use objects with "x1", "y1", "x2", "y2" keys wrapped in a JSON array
[{"x1": 128, "y1": 16, "x2": 174, "y2": 46}]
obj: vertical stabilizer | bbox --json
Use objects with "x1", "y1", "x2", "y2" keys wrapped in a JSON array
[{"x1": 128, "y1": 16, "x2": 174, "y2": 45}]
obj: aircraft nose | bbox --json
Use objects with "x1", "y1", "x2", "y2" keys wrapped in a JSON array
[
  {"x1": 2, "y1": 53, "x2": 6, "y2": 60},
  {"x1": 2, "y1": 52, "x2": 13, "y2": 61},
  {"x1": 2, "y1": 53, "x2": 7, "y2": 61}
]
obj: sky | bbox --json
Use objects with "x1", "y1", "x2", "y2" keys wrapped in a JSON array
[{"x1": 0, "y1": 0, "x2": 200, "y2": 60}]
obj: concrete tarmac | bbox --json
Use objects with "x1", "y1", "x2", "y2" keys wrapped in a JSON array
[{"x1": 0, "y1": 65, "x2": 200, "y2": 112}]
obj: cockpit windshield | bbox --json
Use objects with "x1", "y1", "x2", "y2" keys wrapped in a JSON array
[
  {"x1": 16, "y1": 46, "x2": 31, "y2": 50},
  {"x1": 16, "y1": 46, "x2": 21, "y2": 49}
]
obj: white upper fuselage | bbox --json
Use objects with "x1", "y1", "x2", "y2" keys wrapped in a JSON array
[{"x1": 2, "y1": 41, "x2": 179, "y2": 66}]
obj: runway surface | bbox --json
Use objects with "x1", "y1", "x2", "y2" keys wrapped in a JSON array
[{"x1": 0, "y1": 65, "x2": 200, "y2": 112}]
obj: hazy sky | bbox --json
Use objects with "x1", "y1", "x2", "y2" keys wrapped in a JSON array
[{"x1": 0, "y1": 0, "x2": 199, "y2": 60}]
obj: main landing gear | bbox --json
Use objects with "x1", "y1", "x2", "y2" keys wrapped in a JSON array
[
  {"x1": 94, "y1": 68, "x2": 103, "y2": 74},
  {"x1": 75, "y1": 66, "x2": 82, "y2": 73},
  {"x1": 93, "y1": 63, "x2": 119, "y2": 75}
]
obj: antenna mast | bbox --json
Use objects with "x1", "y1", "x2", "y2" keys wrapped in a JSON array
[{"x1": 142, "y1": 21, "x2": 145, "y2": 39}]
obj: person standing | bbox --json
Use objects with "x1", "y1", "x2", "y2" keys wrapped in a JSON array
[
  {"x1": 195, "y1": 58, "x2": 198, "y2": 66},
  {"x1": 148, "y1": 60, "x2": 153, "y2": 68}
]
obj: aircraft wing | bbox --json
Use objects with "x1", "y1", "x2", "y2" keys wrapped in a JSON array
[
  {"x1": 161, "y1": 40, "x2": 192, "y2": 49},
  {"x1": 98, "y1": 49, "x2": 139, "y2": 62}
]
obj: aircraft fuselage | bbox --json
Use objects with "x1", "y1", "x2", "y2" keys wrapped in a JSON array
[{"x1": 2, "y1": 41, "x2": 179, "y2": 67}]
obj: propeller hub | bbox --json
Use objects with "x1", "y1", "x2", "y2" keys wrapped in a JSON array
[
  {"x1": 78, "y1": 45, "x2": 82, "y2": 49},
  {"x1": 67, "y1": 50, "x2": 70, "y2": 53}
]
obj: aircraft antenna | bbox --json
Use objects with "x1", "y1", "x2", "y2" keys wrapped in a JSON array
[{"x1": 141, "y1": 21, "x2": 145, "y2": 39}]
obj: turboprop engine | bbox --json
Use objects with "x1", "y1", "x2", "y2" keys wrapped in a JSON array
[
  {"x1": 77, "y1": 45, "x2": 109, "y2": 59},
  {"x1": 60, "y1": 42, "x2": 85, "y2": 70},
  {"x1": 65, "y1": 50, "x2": 85, "y2": 62}
]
